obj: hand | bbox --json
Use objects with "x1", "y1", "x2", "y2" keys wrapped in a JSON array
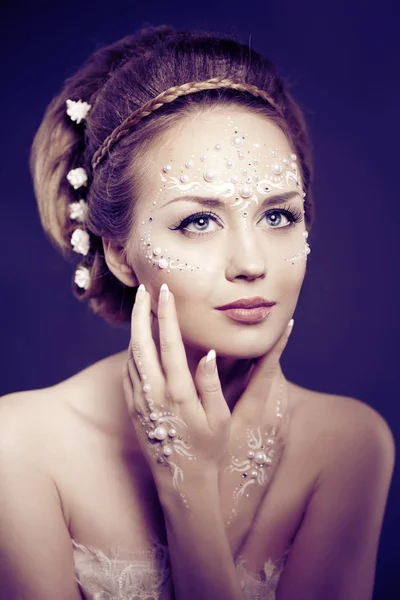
[
  {"x1": 218, "y1": 321, "x2": 294, "y2": 554},
  {"x1": 122, "y1": 283, "x2": 231, "y2": 496}
]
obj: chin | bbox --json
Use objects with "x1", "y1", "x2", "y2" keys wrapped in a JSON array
[{"x1": 184, "y1": 325, "x2": 283, "y2": 360}]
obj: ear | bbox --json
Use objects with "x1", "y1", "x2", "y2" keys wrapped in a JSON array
[{"x1": 102, "y1": 238, "x2": 139, "y2": 288}]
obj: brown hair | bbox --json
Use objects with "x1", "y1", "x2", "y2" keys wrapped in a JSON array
[{"x1": 30, "y1": 24, "x2": 315, "y2": 326}]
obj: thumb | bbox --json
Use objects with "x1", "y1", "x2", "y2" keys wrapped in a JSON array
[{"x1": 194, "y1": 350, "x2": 230, "y2": 429}]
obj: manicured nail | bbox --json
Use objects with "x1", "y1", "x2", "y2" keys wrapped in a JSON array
[
  {"x1": 137, "y1": 283, "x2": 146, "y2": 300},
  {"x1": 205, "y1": 349, "x2": 216, "y2": 375},
  {"x1": 160, "y1": 282, "x2": 170, "y2": 302}
]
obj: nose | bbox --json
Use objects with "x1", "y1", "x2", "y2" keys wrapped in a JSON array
[{"x1": 225, "y1": 229, "x2": 266, "y2": 281}]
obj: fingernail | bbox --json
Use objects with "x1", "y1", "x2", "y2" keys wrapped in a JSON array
[
  {"x1": 205, "y1": 349, "x2": 216, "y2": 375},
  {"x1": 137, "y1": 283, "x2": 146, "y2": 300},
  {"x1": 288, "y1": 318, "x2": 294, "y2": 328},
  {"x1": 160, "y1": 282, "x2": 170, "y2": 302}
]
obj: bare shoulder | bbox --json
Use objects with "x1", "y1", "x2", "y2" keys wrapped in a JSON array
[
  {"x1": 288, "y1": 381, "x2": 395, "y2": 468},
  {"x1": 0, "y1": 349, "x2": 129, "y2": 454}
]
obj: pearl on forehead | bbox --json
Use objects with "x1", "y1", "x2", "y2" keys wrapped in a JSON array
[
  {"x1": 291, "y1": 154, "x2": 297, "y2": 160},
  {"x1": 153, "y1": 247, "x2": 162, "y2": 256},
  {"x1": 185, "y1": 160, "x2": 194, "y2": 168},
  {"x1": 158, "y1": 259, "x2": 168, "y2": 269},
  {"x1": 283, "y1": 158, "x2": 289, "y2": 166},
  {"x1": 231, "y1": 175, "x2": 238, "y2": 184},
  {"x1": 226, "y1": 159, "x2": 233, "y2": 168},
  {"x1": 163, "y1": 164, "x2": 172, "y2": 173},
  {"x1": 240, "y1": 185, "x2": 252, "y2": 199},
  {"x1": 238, "y1": 152, "x2": 244, "y2": 159},
  {"x1": 232, "y1": 135, "x2": 243, "y2": 147},
  {"x1": 214, "y1": 144, "x2": 222, "y2": 151},
  {"x1": 180, "y1": 175, "x2": 189, "y2": 183},
  {"x1": 204, "y1": 169, "x2": 217, "y2": 182},
  {"x1": 200, "y1": 154, "x2": 208, "y2": 162},
  {"x1": 253, "y1": 174, "x2": 260, "y2": 182},
  {"x1": 272, "y1": 163, "x2": 283, "y2": 175},
  {"x1": 252, "y1": 157, "x2": 259, "y2": 164}
]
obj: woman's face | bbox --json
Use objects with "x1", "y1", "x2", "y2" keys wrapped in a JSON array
[{"x1": 126, "y1": 107, "x2": 309, "y2": 359}]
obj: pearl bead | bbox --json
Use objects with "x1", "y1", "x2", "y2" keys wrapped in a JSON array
[
  {"x1": 252, "y1": 157, "x2": 259, "y2": 164},
  {"x1": 214, "y1": 144, "x2": 222, "y2": 151},
  {"x1": 238, "y1": 152, "x2": 244, "y2": 159},
  {"x1": 291, "y1": 153, "x2": 297, "y2": 160},
  {"x1": 255, "y1": 452, "x2": 267, "y2": 464},
  {"x1": 231, "y1": 176, "x2": 238, "y2": 184},
  {"x1": 143, "y1": 384, "x2": 151, "y2": 393},
  {"x1": 272, "y1": 162, "x2": 283, "y2": 175},
  {"x1": 226, "y1": 159, "x2": 233, "y2": 168},
  {"x1": 163, "y1": 164, "x2": 172, "y2": 173},
  {"x1": 163, "y1": 446, "x2": 173, "y2": 456},
  {"x1": 148, "y1": 431, "x2": 155, "y2": 439},
  {"x1": 283, "y1": 158, "x2": 289, "y2": 165},
  {"x1": 153, "y1": 247, "x2": 162, "y2": 256},
  {"x1": 158, "y1": 259, "x2": 168, "y2": 269},
  {"x1": 232, "y1": 135, "x2": 243, "y2": 147},
  {"x1": 253, "y1": 174, "x2": 260, "y2": 182},
  {"x1": 154, "y1": 426, "x2": 168, "y2": 441},
  {"x1": 203, "y1": 170, "x2": 217, "y2": 182},
  {"x1": 200, "y1": 154, "x2": 208, "y2": 162},
  {"x1": 251, "y1": 470, "x2": 258, "y2": 478},
  {"x1": 180, "y1": 174, "x2": 189, "y2": 183},
  {"x1": 168, "y1": 428, "x2": 177, "y2": 437},
  {"x1": 240, "y1": 185, "x2": 252, "y2": 199},
  {"x1": 247, "y1": 451, "x2": 255, "y2": 459},
  {"x1": 185, "y1": 160, "x2": 194, "y2": 168},
  {"x1": 149, "y1": 412, "x2": 158, "y2": 421}
]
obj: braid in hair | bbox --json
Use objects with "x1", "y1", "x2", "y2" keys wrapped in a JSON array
[
  {"x1": 91, "y1": 77, "x2": 284, "y2": 170},
  {"x1": 31, "y1": 25, "x2": 314, "y2": 326}
]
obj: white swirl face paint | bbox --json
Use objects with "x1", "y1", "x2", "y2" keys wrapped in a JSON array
[{"x1": 138, "y1": 113, "x2": 311, "y2": 275}]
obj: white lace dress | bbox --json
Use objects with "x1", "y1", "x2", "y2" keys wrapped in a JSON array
[{"x1": 72, "y1": 538, "x2": 292, "y2": 600}]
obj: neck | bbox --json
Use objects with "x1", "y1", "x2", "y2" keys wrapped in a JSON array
[{"x1": 149, "y1": 318, "x2": 259, "y2": 412}]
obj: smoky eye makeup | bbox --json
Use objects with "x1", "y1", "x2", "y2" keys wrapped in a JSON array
[{"x1": 168, "y1": 202, "x2": 304, "y2": 238}]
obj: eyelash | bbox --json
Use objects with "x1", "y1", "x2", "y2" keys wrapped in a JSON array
[{"x1": 169, "y1": 203, "x2": 304, "y2": 238}]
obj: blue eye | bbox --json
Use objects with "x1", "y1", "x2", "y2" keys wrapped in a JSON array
[{"x1": 170, "y1": 204, "x2": 304, "y2": 238}]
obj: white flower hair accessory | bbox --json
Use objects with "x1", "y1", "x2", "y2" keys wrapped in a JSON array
[
  {"x1": 66, "y1": 99, "x2": 91, "y2": 124},
  {"x1": 67, "y1": 167, "x2": 88, "y2": 189},
  {"x1": 69, "y1": 200, "x2": 88, "y2": 222},
  {"x1": 71, "y1": 229, "x2": 90, "y2": 256},
  {"x1": 74, "y1": 265, "x2": 91, "y2": 290}
]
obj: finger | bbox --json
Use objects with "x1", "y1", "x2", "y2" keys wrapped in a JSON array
[
  {"x1": 122, "y1": 352, "x2": 141, "y2": 415},
  {"x1": 194, "y1": 350, "x2": 231, "y2": 431},
  {"x1": 157, "y1": 283, "x2": 198, "y2": 403},
  {"x1": 232, "y1": 319, "x2": 294, "y2": 420},
  {"x1": 130, "y1": 284, "x2": 165, "y2": 409}
]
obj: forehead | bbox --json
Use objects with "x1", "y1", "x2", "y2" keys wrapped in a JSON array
[
  {"x1": 139, "y1": 108, "x2": 302, "y2": 211},
  {"x1": 154, "y1": 108, "x2": 292, "y2": 163}
]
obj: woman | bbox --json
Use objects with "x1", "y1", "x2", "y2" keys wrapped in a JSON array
[{"x1": 0, "y1": 24, "x2": 395, "y2": 600}]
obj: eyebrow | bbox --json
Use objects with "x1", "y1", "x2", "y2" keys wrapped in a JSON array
[{"x1": 161, "y1": 191, "x2": 301, "y2": 210}]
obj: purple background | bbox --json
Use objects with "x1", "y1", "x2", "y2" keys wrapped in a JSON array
[{"x1": 1, "y1": 0, "x2": 399, "y2": 597}]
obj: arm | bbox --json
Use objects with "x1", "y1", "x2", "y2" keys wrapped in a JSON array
[
  {"x1": 0, "y1": 393, "x2": 82, "y2": 600},
  {"x1": 276, "y1": 402, "x2": 396, "y2": 600},
  {"x1": 158, "y1": 471, "x2": 247, "y2": 600}
]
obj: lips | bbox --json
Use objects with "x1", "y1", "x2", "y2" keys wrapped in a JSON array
[{"x1": 216, "y1": 297, "x2": 276, "y2": 310}]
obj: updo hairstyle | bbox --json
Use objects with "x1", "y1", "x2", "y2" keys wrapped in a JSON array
[{"x1": 30, "y1": 24, "x2": 315, "y2": 326}]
